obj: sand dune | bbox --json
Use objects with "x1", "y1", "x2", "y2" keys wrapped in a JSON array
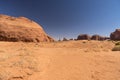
[{"x1": 0, "y1": 40, "x2": 120, "y2": 80}]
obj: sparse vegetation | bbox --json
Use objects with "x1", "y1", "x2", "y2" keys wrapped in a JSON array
[
  {"x1": 82, "y1": 41, "x2": 86, "y2": 43},
  {"x1": 112, "y1": 41, "x2": 120, "y2": 51},
  {"x1": 115, "y1": 42, "x2": 120, "y2": 45}
]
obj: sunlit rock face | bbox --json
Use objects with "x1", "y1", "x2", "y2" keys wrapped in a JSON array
[{"x1": 0, "y1": 14, "x2": 54, "y2": 42}]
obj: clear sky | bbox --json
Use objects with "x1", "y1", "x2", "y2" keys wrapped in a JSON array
[{"x1": 0, "y1": 0, "x2": 120, "y2": 40}]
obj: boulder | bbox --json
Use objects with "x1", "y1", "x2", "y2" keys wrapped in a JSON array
[
  {"x1": 110, "y1": 29, "x2": 120, "y2": 40},
  {"x1": 77, "y1": 34, "x2": 91, "y2": 40},
  {"x1": 0, "y1": 14, "x2": 54, "y2": 42}
]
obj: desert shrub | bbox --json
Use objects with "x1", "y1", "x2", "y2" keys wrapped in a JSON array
[
  {"x1": 112, "y1": 41, "x2": 120, "y2": 51},
  {"x1": 112, "y1": 46, "x2": 120, "y2": 51},
  {"x1": 115, "y1": 42, "x2": 120, "y2": 45},
  {"x1": 82, "y1": 41, "x2": 86, "y2": 43}
]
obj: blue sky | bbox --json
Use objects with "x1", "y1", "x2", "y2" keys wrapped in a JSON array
[{"x1": 0, "y1": 0, "x2": 120, "y2": 40}]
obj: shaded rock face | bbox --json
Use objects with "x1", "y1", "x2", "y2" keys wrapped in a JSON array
[
  {"x1": 63, "y1": 37, "x2": 68, "y2": 41},
  {"x1": 91, "y1": 35, "x2": 106, "y2": 41},
  {"x1": 110, "y1": 29, "x2": 120, "y2": 40},
  {"x1": 0, "y1": 14, "x2": 54, "y2": 42},
  {"x1": 77, "y1": 34, "x2": 91, "y2": 40},
  {"x1": 91, "y1": 35, "x2": 100, "y2": 40},
  {"x1": 91, "y1": 35, "x2": 101, "y2": 40}
]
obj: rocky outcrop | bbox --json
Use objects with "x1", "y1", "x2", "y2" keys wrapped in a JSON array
[
  {"x1": 110, "y1": 29, "x2": 120, "y2": 40},
  {"x1": 91, "y1": 35, "x2": 106, "y2": 41},
  {"x1": 77, "y1": 34, "x2": 91, "y2": 40},
  {"x1": 0, "y1": 14, "x2": 54, "y2": 42}
]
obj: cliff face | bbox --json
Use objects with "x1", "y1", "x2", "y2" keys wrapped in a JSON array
[
  {"x1": 110, "y1": 29, "x2": 120, "y2": 40},
  {"x1": 0, "y1": 14, "x2": 54, "y2": 42}
]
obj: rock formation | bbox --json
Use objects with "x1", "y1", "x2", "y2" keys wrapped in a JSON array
[
  {"x1": 0, "y1": 14, "x2": 54, "y2": 42},
  {"x1": 63, "y1": 37, "x2": 68, "y2": 41},
  {"x1": 91, "y1": 35, "x2": 100, "y2": 40},
  {"x1": 110, "y1": 29, "x2": 120, "y2": 40},
  {"x1": 77, "y1": 34, "x2": 91, "y2": 40},
  {"x1": 69, "y1": 38, "x2": 73, "y2": 40},
  {"x1": 91, "y1": 35, "x2": 107, "y2": 41}
]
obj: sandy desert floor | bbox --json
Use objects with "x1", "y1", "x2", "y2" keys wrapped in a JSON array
[{"x1": 0, "y1": 40, "x2": 120, "y2": 80}]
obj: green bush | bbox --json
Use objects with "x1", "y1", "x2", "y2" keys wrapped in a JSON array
[
  {"x1": 112, "y1": 46, "x2": 120, "y2": 51},
  {"x1": 112, "y1": 41, "x2": 120, "y2": 51},
  {"x1": 115, "y1": 42, "x2": 120, "y2": 45}
]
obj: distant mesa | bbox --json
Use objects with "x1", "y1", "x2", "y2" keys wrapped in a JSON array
[
  {"x1": 110, "y1": 29, "x2": 120, "y2": 40},
  {"x1": 77, "y1": 34, "x2": 91, "y2": 40},
  {"x1": 77, "y1": 34, "x2": 108, "y2": 41},
  {"x1": 69, "y1": 38, "x2": 74, "y2": 40},
  {"x1": 0, "y1": 14, "x2": 54, "y2": 42},
  {"x1": 91, "y1": 34, "x2": 100, "y2": 40},
  {"x1": 91, "y1": 34, "x2": 106, "y2": 41},
  {"x1": 63, "y1": 37, "x2": 68, "y2": 41}
]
